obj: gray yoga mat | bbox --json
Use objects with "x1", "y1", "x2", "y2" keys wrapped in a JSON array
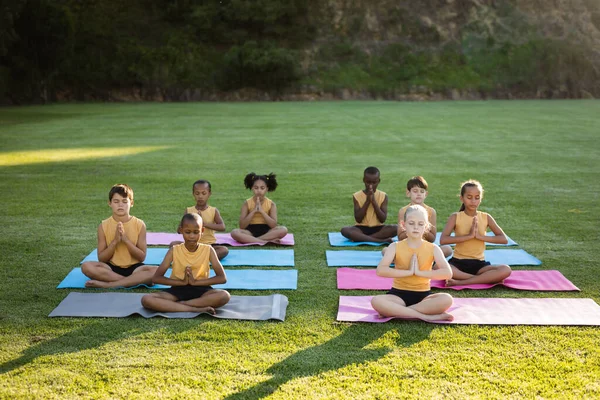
[{"x1": 49, "y1": 292, "x2": 288, "y2": 321}]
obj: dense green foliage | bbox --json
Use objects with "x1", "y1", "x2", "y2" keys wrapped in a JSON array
[
  {"x1": 1, "y1": 100, "x2": 599, "y2": 398},
  {"x1": 1, "y1": 0, "x2": 598, "y2": 103}
]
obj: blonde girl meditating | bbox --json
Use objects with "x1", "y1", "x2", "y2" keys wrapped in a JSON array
[{"x1": 371, "y1": 205, "x2": 454, "y2": 322}]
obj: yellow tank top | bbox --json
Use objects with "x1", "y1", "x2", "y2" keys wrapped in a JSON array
[
  {"x1": 453, "y1": 211, "x2": 488, "y2": 260},
  {"x1": 101, "y1": 216, "x2": 144, "y2": 268},
  {"x1": 392, "y1": 240, "x2": 435, "y2": 291},
  {"x1": 354, "y1": 189, "x2": 386, "y2": 227},
  {"x1": 399, "y1": 203, "x2": 434, "y2": 222},
  {"x1": 246, "y1": 197, "x2": 273, "y2": 225},
  {"x1": 170, "y1": 243, "x2": 211, "y2": 280},
  {"x1": 186, "y1": 206, "x2": 217, "y2": 244}
]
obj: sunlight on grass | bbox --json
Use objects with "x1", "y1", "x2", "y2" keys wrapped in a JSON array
[{"x1": 0, "y1": 146, "x2": 171, "y2": 167}]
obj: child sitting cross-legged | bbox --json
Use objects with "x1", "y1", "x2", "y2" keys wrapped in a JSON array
[{"x1": 142, "y1": 213, "x2": 230, "y2": 314}]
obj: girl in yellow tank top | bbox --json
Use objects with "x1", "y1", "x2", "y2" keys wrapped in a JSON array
[
  {"x1": 142, "y1": 213, "x2": 230, "y2": 314},
  {"x1": 230, "y1": 172, "x2": 288, "y2": 244},
  {"x1": 440, "y1": 180, "x2": 512, "y2": 287},
  {"x1": 371, "y1": 205, "x2": 454, "y2": 322}
]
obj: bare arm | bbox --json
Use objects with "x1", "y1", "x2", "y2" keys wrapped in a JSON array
[
  {"x1": 476, "y1": 214, "x2": 508, "y2": 244},
  {"x1": 422, "y1": 208, "x2": 437, "y2": 243},
  {"x1": 96, "y1": 224, "x2": 117, "y2": 263},
  {"x1": 375, "y1": 243, "x2": 414, "y2": 279},
  {"x1": 188, "y1": 247, "x2": 227, "y2": 286},
  {"x1": 397, "y1": 207, "x2": 407, "y2": 240},
  {"x1": 353, "y1": 195, "x2": 370, "y2": 223},
  {"x1": 414, "y1": 245, "x2": 452, "y2": 280},
  {"x1": 371, "y1": 194, "x2": 388, "y2": 223},
  {"x1": 152, "y1": 249, "x2": 189, "y2": 286},
  {"x1": 440, "y1": 213, "x2": 475, "y2": 245},
  {"x1": 238, "y1": 201, "x2": 255, "y2": 229},
  {"x1": 122, "y1": 221, "x2": 147, "y2": 262},
  {"x1": 203, "y1": 208, "x2": 226, "y2": 232}
]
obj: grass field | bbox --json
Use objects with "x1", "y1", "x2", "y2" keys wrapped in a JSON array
[{"x1": 0, "y1": 100, "x2": 599, "y2": 399}]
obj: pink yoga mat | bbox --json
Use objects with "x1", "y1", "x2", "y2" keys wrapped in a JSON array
[
  {"x1": 147, "y1": 232, "x2": 295, "y2": 246},
  {"x1": 336, "y1": 268, "x2": 579, "y2": 291},
  {"x1": 337, "y1": 296, "x2": 600, "y2": 325}
]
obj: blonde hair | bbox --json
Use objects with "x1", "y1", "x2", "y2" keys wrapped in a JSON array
[{"x1": 404, "y1": 204, "x2": 429, "y2": 224}]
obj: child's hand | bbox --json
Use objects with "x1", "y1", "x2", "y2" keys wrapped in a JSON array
[
  {"x1": 185, "y1": 266, "x2": 194, "y2": 285},
  {"x1": 410, "y1": 254, "x2": 418, "y2": 275},
  {"x1": 114, "y1": 223, "x2": 123, "y2": 243},
  {"x1": 470, "y1": 217, "x2": 478, "y2": 239}
]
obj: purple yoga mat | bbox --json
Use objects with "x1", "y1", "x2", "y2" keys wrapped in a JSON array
[
  {"x1": 337, "y1": 296, "x2": 600, "y2": 325},
  {"x1": 147, "y1": 232, "x2": 295, "y2": 246},
  {"x1": 336, "y1": 268, "x2": 579, "y2": 291}
]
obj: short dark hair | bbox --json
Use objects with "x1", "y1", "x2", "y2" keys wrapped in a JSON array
[
  {"x1": 180, "y1": 213, "x2": 203, "y2": 228},
  {"x1": 407, "y1": 176, "x2": 428, "y2": 191},
  {"x1": 109, "y1": 184, "x2": 134, "y2": 201},
  {"x1": 364, "y1": 166, "x2": 380, "y2": 176},
  {"x1": 192, "y1": 180, "x2": 212, "y2": 191}
]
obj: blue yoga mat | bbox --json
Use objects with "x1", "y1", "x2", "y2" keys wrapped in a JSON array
[
  {"x1": 328, "y1": 232, "x2": 398, "y2": 247},
  {"x1": 433, "y1": 232, "x2": 517, "y2": 247},
  {"x1": 328, "y1": 232, "x2": 516, "y2": 247},
  {"x1": 58, "y1": 268, "x2": 297, "y2": 290},
  {"x1": 326, "y1": 249, "x2": 541, "y2": 267},
  {"x1": 81, "y1": 249, "x2": 295, "y2": 267}
]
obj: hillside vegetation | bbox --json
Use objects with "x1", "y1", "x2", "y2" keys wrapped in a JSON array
[{"x1": 1, "y1": 0, "x2": 599, "y2": 103}]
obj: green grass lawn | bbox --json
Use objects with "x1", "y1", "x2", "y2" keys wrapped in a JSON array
[{"x1": 1, "y1": 100, "x2": 599, "y2": 399}]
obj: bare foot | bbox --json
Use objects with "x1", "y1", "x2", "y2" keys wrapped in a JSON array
[
  {"x1": 422, "y1": 313, "x2": 454, "y2": 322},
  {"x1": 268, "y1": 238, "x2": 282, "y2": 245},
  {"x1": 194, "y1": 306, "x2": 216, "y2": 315},
  {"x1": 445, "y1": 279, "x2": 461, "y2": 287},
  {"x1": 85, "y1": 280, "x2": 109, "y2": 288}
]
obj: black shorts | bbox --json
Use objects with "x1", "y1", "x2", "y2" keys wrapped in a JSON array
[
  {"x1": 247, "y1": 224, "x2": 271, "y2": 237},
  {"x1": 164, "y1": 285, "x2": 213, "y2": 301},
  {"x1": 387, "y1": 288, "x2": 432, "y2": 307},
  {"x1": 109, "y1": 262, "x2": 144, "y2": 277},
  {"x1": 449, "y1": 257, "x2": 491, "y2": 275},
  {"x1": 356, "y1": 225, "x2": 383, "y2": 236}
]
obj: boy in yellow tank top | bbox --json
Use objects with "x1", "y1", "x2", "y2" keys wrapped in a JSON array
[
  {"x1": 142, "y1": 213, "x2": 230, "y2": 313},
  {"x1": 81, "y1": 184, "x2": 157, "y2": 288},
  {"x1": 340, "y1": 166, "x2": 397, "y2": 243},
  {"x1": 170, "y1": 180, "x2": 229, "y2": 260},
  {"x1": 440, "y1": 180, "x2": 511, "y2": 286},
  {"x1": 371, "y1": 205, "x2": 454, "y2": 321},
  {"x1": 396, "y1": 176, "x2": 452, "y2": 257}
]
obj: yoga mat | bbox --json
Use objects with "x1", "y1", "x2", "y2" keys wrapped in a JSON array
[
  {"x1": 81, "y1": 249, "x2": 295, "y2": 267},
  {"x1": 147, "y1": 232, "x2": 295, "y2": 246},
  {"x1": 336, "y1": 268, "x2": 579, "y2": 291},
  {"x1": 433, "y1": 232, "x2": 517, "y2": 246},
  {"x1": 328, "y1": 232, "x2": 516, "y2": 247},
  {"x1": 58, "y1": 268, "x2": 298, "y2": 290},
  {"x1": 49, "y1": 292, "x2": 288, "y2": 321},
  {"x1": 81, "y1": 248, "x2": 168, "y2": 265},
  {"x1": 328, "y1": 232, "x2": 398, "y2": 247},
  {"x1": 337, "y1": 296, "x2": 600, "y2": 325},
  {"x1": 326, "y1": 249, "x2": 541, "y2": 267}
]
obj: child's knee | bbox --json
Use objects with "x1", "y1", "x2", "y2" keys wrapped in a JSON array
[
  {"x1": 279, "y1": 225, "x2": 288, "y2": 235},
  {"x1": 216, "y1": 290, "x2": 231, "y2": 306},
  {"x1": 340, "y1": 226, "x2": 352, "y2": 237},
  {"x1": 81, "y1": 262, "x2": 94, "y2": 275},
  {"x1": 141, "y1": 294, "x2": 155, "y2": 309},
  {"x1": 218, "y1": 247, "x2": 229, "y2": 258},
  {"x1": 439, "y1": 293, "x2": 453, "y2": 308},
  {"x1": 499, "y1": 264, "x2": 511, "y2": 278}
]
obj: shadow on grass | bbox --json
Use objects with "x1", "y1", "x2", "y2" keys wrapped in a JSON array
[
  {"x1": 225, "y1": 323, "x2": 434, "y2": 399},
  {"x1": 0, "y1": 318, "x2": 202, "y2": 374}
]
